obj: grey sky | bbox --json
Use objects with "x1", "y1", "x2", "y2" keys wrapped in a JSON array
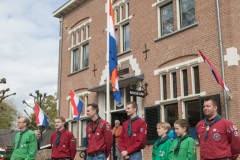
[{"x1": 0, "y1": 0, "x2": 67, "y2": 113}]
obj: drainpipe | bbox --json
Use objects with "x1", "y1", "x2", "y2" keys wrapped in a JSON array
[
  {"x1": 216, "y1": 0, "x2": 229, "y2": 119},
  {"x1": 57, "y1": 17, "x2": 63, "y2": 116}
]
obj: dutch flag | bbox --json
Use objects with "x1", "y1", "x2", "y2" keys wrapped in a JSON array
[
  {"x1": 108, "y1": 0, "x2": 122, "y2": 105},
  {"x1": 34, "y1": 102, "x2": 49, "y2": 127},
  {"x1": 69, "y1": 90, "x2": 83, "y2": 120}
]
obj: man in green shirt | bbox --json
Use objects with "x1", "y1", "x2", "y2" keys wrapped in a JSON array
[{"x1": 11, "y1": 116, "x2": 37, "y2": 160}]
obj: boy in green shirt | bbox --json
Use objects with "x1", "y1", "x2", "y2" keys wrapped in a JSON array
[
  {"x1": 152, "y1": 122, "x2": 172, "y2": 160},
  {"x1": 169, "y1": 119, "x2": 196, "y2": 160}
]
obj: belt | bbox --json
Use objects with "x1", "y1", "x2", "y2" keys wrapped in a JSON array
[
  {"x1": 88, "y1": 151, "x2": 105, "y2": 157},
  {"x1": 129, "y1": 150, "x2": 141, "y2": 155}
]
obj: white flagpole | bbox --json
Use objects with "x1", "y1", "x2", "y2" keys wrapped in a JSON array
[{"x1": 106, "y1": 0, "x2": 111, "y2": 123}]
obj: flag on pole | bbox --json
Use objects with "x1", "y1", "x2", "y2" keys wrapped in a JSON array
[
  {"x1": 69, "y1": 90, "x2": 83, "y2": 120},
  {"x1": 34, "y1": 102, "x2": 49, "y2": 127},
  {"x1": 108, "y1": 0, "x2": 122, "y2": 105},
  {"x1": 198, "y1": 50, "x2": 229, "y2": 92}
]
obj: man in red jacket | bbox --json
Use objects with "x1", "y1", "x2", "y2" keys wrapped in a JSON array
[
  {"x1": 51, "y1": 116, "x2": 76, "y2": 160},
  {"x1": 118, "y1": 102, "x2": 147, "y2": 160},
  {"x1": 196, "y1": 98, "x2": 240, "y2": 160},
  {"x1": 86, "y1": 103, "x2": 113, "y2": 160}
]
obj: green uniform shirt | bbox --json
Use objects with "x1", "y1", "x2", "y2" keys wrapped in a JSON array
[
  {"x1": 152, "y1": 138, "x2": 172, "y2": 160},
  {"x1": 169, "y1": 136, "x2": 196, "y2": 160},
  {"x1": 11, "y1": 129, "x2": 37, "y2": 160}
]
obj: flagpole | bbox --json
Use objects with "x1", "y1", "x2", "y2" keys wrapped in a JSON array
[{"x1": 106, "y1": 0, "x2": 111, "y2": 123}]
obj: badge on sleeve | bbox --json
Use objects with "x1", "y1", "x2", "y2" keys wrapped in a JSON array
[{"x1": 106, "y1": 124, "x2": 111, "y2": 130}]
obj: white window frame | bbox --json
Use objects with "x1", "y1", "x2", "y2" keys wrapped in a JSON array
[
  {"x1": 120, "y1": 22, "x2": 130, "y2": 52},
  {"x1": 156, "y1": 0, "x2": 173, "y2": 37}
]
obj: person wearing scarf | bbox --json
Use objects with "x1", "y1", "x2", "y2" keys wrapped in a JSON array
[
  {"x1": 196, "y1": 98, "x2": 240, "y2": 160},
  {"x1": 11, "y1": 116, "x2": 37, "y2": 160},
  {"x1": 169, "y1": 119, "x2": 196, "y2": 160},
  {"x1": 50, "y1": 116, "x2": 76, "y2": 160},
  {"x1": 152, "y1": 122, "x2": 172, "y2": 160},
  {"x1": 118, "y1": 102, "x2": 147, "y2": 160}
]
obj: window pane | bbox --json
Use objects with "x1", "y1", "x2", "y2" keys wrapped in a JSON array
[
  {"x1": 182, "y1": 69, "x2": 188, "y2": 96},
  {"x1": 193, "y1": 66, "x2": 200, "y2": 93},
  {"x1": 122, "y1": 23, "x2": 130, "y2": 51},
  {"x1": 180, "y1": 0, "x2": 195, "y2": 28},
  {"x1": 72, "y1": 48, "x2": 80, "y2": 72},
  {"x1": 172, "y1": 72, "x2": 177, "y2": 98},
  {"x1": 164, "y1": 103, "x2": 178, "y2": 127},
  {"x1": 115, "y1": 8, "x2": 120, "y2": 23},
  {"x1": 82, "y1": 44, "x2": 89, "y2": 68},
  {"x1": 162, "y1": 75, "x2": 167, "y2": 100},
  {"x1": 185, "y1": 99, "x2": 201, "y2": 139},
  {"x1": 160, "y1": 3, "x2": 174, "y2": 36},
  {"x1": 81, "y1": 120, "x2": 87, "y2": 147}
]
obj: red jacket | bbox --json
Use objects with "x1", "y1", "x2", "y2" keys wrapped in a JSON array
[
  {"x1": 118, "y1": 117, "x2": 147, "y2": 155},
  {"x1": 86, "y1": 118, "x2": 113, "y2": 157},
  {"x1": 51, "y1": 129, "x2": 76, "y2": 160},
  {"x1": 197, "y1": 117, "x2": 240, "y2": 160}
]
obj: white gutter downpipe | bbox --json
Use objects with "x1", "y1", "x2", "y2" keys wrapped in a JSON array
[{"x1": 216, "y1": 0, "x2": 229, "y2": 119}]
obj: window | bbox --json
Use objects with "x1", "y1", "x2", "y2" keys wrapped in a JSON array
[
  {"x1": 193, "y1": 66, "x2": 200, "y2": 93},
  {"x1": 82, "y1": 43, "x2": 89, "y2": 68},
  {"x1": 69, "y1": 19, "x2": 91, "y2": 73},
  {"x1": 182, "y1": 69, "x2": 188, "y2": 96},
  {"x1": 145, "y1": 106, "x2": 160, "y2": 144},
  {"x1": 122, "y1": 23, "x2": 130, "y2": 52},
  {"x1": 160, "y1": 2, "x2": 174, "y2": 36},
  {"x1": 179, "y1": 0, "x2": 195, "y2": 28},
  {"x1": 185, "y1": 99, "x2": 201, "y2": 139},
  {"x1": 171, "y1": 72, "x2": 177, "y2": 98},
  {"x1": 164, "y1": 103, "x2": 178, "y2": 127},
  {"x1": 80, "y1": 120, "x2": 87, "y2": 147},
  {"x1": 161, "y1": 75, "x2": 167, "y2": 100},
  {"x1": 72, "y1": 48, "x2": 81, "y2": 72},
  {"x1": 113, "y1": 2, "x2": 131, "y2": 53},
  {"x1": 110, "y1": 88, "x2": 124, "y2": 110}
]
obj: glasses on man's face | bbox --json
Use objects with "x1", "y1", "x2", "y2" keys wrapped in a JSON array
[{"x1": 17, "y1": 121, "x2": 26, "y2": 124}]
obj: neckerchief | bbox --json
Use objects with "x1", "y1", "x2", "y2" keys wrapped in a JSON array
[
  {"x1": 55, "y1": 130, "x2": 62, "y2": 146},
  {"x1": 154, "y1": 136, "x2": 168, "y2": 147},
  {"x1": 127, "y1": 116, "x2": 139, "y2": 137},
  {"x1": 16, "y1": 129, "x2": 28, "y2": 148},
  {"x1": 91, "y1": 117, "x2": 100, "y2": 134},
  {"x1": 204, "y1": 115, "x2": 221, "y2": 140},
  {"x1": 174, "y1": 134, "x2": 189, "y2": 155}
]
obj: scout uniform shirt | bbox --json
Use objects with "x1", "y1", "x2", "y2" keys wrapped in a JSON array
[
  {"x1": 197, "y1": 115, "x2": 240, "y2": 160},
  {"x1": 169, "y1": 135, "x2": 196, "y2": 160},
  {"x1": 10, "y1": 129, "x2": 37, "y2": 160},
  {"x1": 86, "y1": 117, "x2": 113, "y2": 157},
  {"x1": 152, "y1": 136, "x2": 172, "y2": 160},
  {"x1": 51, "y1": 129, "x2": 77, "y2": 160},
  {"x1": 118, "y1": 116, "x2": 147, "y2": 155}
]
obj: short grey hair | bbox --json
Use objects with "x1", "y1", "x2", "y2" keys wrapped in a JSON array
[
  {"x1": 115, "y1": 120, "x2": 120, "y2": 124},
  {"x1": 18, "y1": 116, "x2": 30, "y2": 126}
]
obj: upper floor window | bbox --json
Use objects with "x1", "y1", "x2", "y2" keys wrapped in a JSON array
[
  {"x1": 160, "y1": 2, "x2": 174, "y2": 36},
  {"x1": 154, "y1": 0, "x2": 196, "y2": 38},
  {"x1": 179, "y1": 0, "x2": 195, "y2": 28},
  {"x1": 122, "y1": 23, "x2": 130, "y2": 51},
  {"x1": 69, "y1": 19, "x2": 91, "y2": 73},
  {"x1": 113, "y1": 1, "x2": 132, "y2": 53}
]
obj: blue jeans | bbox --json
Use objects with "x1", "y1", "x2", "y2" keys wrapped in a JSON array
[
  {"x1": 86, "y1": 153, "x2": 106, "y2": 160},
  {"x1": 129, "y1": 151, "x2": 142, "y2": 160}
]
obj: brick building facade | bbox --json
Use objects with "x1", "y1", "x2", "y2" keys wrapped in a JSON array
[{"x1": 53, "y1": 0, "x2": 240, "y2": 159}]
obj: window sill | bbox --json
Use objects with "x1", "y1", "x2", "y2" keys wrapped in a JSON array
[
  {"x1": 154, "y1": 22, "x2": 198, "y2": 42},
  {"x1": 117, "y1": 49, "x2": 132, "y2": 57},
  {"x1": 68, "y1": 67, "x2": 89, "y2": 77}
]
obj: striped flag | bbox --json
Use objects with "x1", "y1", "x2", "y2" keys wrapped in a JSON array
[
  {"x1": 69, "y1": 90, "x2": 83, "y2": 120},
  {"x1": 198, "y1": 50, "x2": 229, "y2": 92},
  {"x1": 34, "y1": 102, "x2": 49, "y2": 127},
  {"x1": 108, "y1": 0, "x2": 122, "y2": 105}
]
